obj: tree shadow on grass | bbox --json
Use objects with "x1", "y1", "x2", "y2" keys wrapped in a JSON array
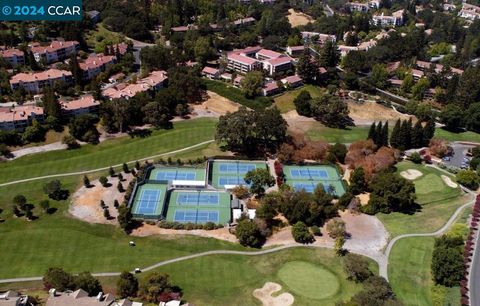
[{"x1": 128, "y1": 129, "x2": 152, "y2": 139}]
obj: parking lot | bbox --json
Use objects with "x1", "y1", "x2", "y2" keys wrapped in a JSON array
[{"x1": 442, "y1": 144, "x2": 475, "y2": 169}]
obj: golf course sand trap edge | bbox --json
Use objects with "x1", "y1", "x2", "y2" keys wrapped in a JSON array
[
  {"x1": 400, "y1": 169, "x2": 423, "y2": 180},
  {"x1": 441, "y1": 175, "x2": 458, "y2": 188},
  {"x1": 253, "y1": 282, "x2": 294, "y2": 306}
]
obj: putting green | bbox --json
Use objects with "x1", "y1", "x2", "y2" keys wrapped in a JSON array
[
  {"x1": 277, "y1": 261, "x2": 340, "y2": 299},
  {"x1": 414, "y1": 173, "x2": 445, "y2": 195}
]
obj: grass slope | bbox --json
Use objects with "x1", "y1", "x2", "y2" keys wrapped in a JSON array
[
  {"x1": 139, "y1": 248, "x2": 376, "y2": 306},
  {"x1": 0, "y1": 118, "x2": 217, "y2": 184},
  {"x1": 306, "y1": 125, "x2": 370, "y2": 143},
  {"x1": 435, "y1": 127, "x2": 480, "y2": 143},
  {"x1": 203, "y1": 79, "x2": 272, "y2": 110},
  {"x1": 377, "y1": 161, "x2": 464, "y2": 238},
  {"x1": 274, "y1": 85, "x2": 324, "y2": 113}
]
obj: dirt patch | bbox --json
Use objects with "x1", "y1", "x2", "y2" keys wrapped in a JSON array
[
  {"x1": 130, "y1": 223, "x2": 238, "y2": 242},
  {"x1": 348, "y1": 101, "x2": 413, "y2": 126},
  {"x1": 69, "y1": 173, "x2": 134, "y2": 224},
  {"x1": 191, "y1": 91, "x2": 240, "y2": 117},
  {"x1": 287, "y1": 9, "x2": 313, "y2": 27},
  {"x1": 253, "y1": 282, "x2": 294, "y2": 306},
  {"x1": 282, "y1": 110, "x2": 317, "y2": 135},
  {"x1": 400, "y1": 169, "x2": 423, "y2": 180},
  {"x1": 341, "y1": 211, "x2": 388, "y2": 255},
  {"x1": 441, "y1": 175, "x2": 458, "y2": 188}
]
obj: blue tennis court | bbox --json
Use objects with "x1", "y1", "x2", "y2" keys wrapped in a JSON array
[
  {"x1": 290, "y1": 168, "x2": 328, "y2": 180},
  {"x1": 219, "y1": 163, "x2": 256, "y2": 174},
  {"x1": 134, "y1": 189, "x2": 161, "y2": 214},
  {"x1": 293, "y1": 182, "x2": 317, "y2": 193},
  {"x1": 177, "y1": 192, "x2": 219, "y2": 206},
  {"x1": 173, "y1": 209, "x2": 219, "y2": 223},
  {"x1": 218, "y1": 177, "x2": 247, "y2": 187},
  {"x1": 155, "y1": 170, "x2": 196, "y2": 181}
]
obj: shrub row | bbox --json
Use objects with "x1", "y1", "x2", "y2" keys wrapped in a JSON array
[
  {"x1": 274, "y1": 160, "x2": 285, "y2": 187},
  {"x1": 158, "y1": 220, "x2": 224, "y2": 230}
]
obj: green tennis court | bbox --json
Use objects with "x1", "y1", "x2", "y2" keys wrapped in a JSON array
[
  {"x1": 131, "y1": 184, "x2": 167, "y2": 218},
  {"x1": 283, "y1": 165, "x2": 346, "y2": 196},
  {"x1": 210, "y1": 160, "x2": 268, "y2": 189},
  {"x1": 166, "y1": 190, "x2": 231, "y2": 224}
]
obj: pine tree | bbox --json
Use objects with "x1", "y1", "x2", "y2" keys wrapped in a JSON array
[
  {"x1": 367, "y1": 122, "x2": 376, "y2": 142},
  {"x1": 423, "y1": 119, "x2": 436, "y2": 146},
  {"x1": 411, "y1": 121, "x2": 424, "y2": 148},
  {"x1": 69, "y1": 55, "x2": 83, "y2": 86},
  {"x1": 296, "y1": 49, "x2": 318, "y2": 84},
  {"x1": 43, "y1": 87, "x2": 62, "y2": 118},
  {"x1": 390, "y1": 119, "x2": 401, "y2": 149},
  {"x1": 381, "y1": 121, "x2": 389, "y2": 147},
  {"x1": 399, "y1": 120, "x2": 411, "y2": 150},
  {"x1": 375, "y1": 122, "x2": 383, "y2": 146}
]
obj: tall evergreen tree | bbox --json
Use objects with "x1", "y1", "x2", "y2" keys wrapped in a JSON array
[
  {"x1": 43, "y1": 87, "x2": 62, "y2": 118},
  {"x1": 399, "y1": 120, "x2": 411, "y2": 150},
  {"x1": 390, "y1": 119, "x2": 401, "y2": 149},
  {"x1": 411, "y1": 121, "x2": 424, "y2": 148},
  {"x1": 423, "y1": 119, "x2": 436, "y2": 146},
  {"x1": 319, "y1": 41, "x2": 340, "y2": 68},
  {"x1": 69, "y1": 55, "x2": 83, "y2": 86},
  {"x1": 296, "y1": 49, "x2": 318, "y2": 84},
  {"x1": 381, "y1": 121, "x2": 389, "y2": 147},
  {"x1": 367, "y1": 122, "x2": 376, "y2": 143},
  {"x1": 375, "y1": 122, "x2": 383, "y2": 146}
]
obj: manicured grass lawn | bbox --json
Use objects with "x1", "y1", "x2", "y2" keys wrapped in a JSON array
[
  {"x1": 0, "y1": 118, "x2": 217, "y2": 184},
  {"x1": 138, "y1": 248, "x2": 376, "y2": 306},
  {"x1": 0, "y1": 173, "x2": 247, "y2": 279},
  {"x1": 203, "y1": 79, "x2": 272, "y2": 110},
  {"x1": 435, "y1": 127, "x2": 480, "y2": 143},
  {"x1": 389, "y1": 237, "x2": 434, "y2": 306},
  {"x1": 306, "y1": 124, "x2": 370, "y2": 143},
  {"x1": 274, "y1": 85, "x2": 324, "y2": 113},
  {"x1": 377, "y1": 162, "x2": 465, "y2": 238},
  {"x1": 277, "y1": 261, "x2": 340, "y2": 299}
]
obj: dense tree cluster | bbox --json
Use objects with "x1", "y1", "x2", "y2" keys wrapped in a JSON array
[
  {"x1": 390, "y1": 119, "x2": 435, "y2": 150},
  {"x1": 431, "y1": 235, "x2": 464, "y2": 287},
  {"x1": 215, "y1": 106, "x2": 287, "y2": 156},
  {"x1": 345, "y1": 140, "x2": 397, "y2": 179},
  {"x1": 362, "y1": 172, "x2": 416, "y2": 214},
  {"x1": 292, "y1": 91, "x2": 352, "y2": 128}
]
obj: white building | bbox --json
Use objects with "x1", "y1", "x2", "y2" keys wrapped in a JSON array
[
  {"x1": 459, "y1": 3, "x2": 480, "y2": 20},
  {"x1": 0, "y1": 48, "x2": 24, "y2": 67},
  {"x1": 372, "y1": 10, "x2": 405, "y2": 27},
  {"x1": 0, "y1": 105, "x2": 44, "y2": 131}
]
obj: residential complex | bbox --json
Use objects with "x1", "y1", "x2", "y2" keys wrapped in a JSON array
[
  {"x1": 10, "y1": 69, "x2": 73, "y2": 93},
  {"x1": 102, "y1": 70, "x2": 168, "y2": 99},
  {"x1": 372, "y1": 10, "x2": 405, "y2": 27},
  {"x1": 0, "y1": 48, "x2": 25, "y2": 67},
  {"x1": 30, "y1": 40, "x2": 80, "y2": 64},
  {"x1": 0, "y1": 105, "x2": 44, "y2": 131}
]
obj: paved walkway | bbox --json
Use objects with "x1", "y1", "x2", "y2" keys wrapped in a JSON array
[{"x1": 0, "y1": 140, "x2": 214, "y2": 187}]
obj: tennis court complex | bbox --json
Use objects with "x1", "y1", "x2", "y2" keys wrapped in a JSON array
[
  {"x1": 131, "y1": 184, "x2": 167, "y2": 218},
  {"x1": 165, "y1": 190, "x2": 231, "y2": 224},
  {"x1": 283, "y1": 165, "x2": 346, "y2": 196},
  {"x1": 210, "y1": 160, "x2": 268, "y2": 189},
  {"x1": 149, "y1": 167, "x2": 205, "y2": 182}
]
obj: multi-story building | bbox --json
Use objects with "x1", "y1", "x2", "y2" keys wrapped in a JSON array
[
  {"x1": 347, "y1": 2, "x2": 370, "y2": 13},
  {"x1": 226, "y1": 46, "x2": 292, "y2": 76},
  {"x1": 263, "y1": 57, "x2": 293, "y2": 76},
  {"x1": 459, "y1": 3, "x2": 480, "y2": 20},
  {"x1": 226, "y1": 53, "x2": 262, "y2": 74},
  {"x1": 61, "y1": 95, "x2": 100, "y2": 117},
  {"x1": 286, "y1": 45, "x2": 305, "y2": 57},
  {"x1": 30, "y1": 40, "x2": 80, "y2": 64},
  {"x1": 102, "y1": 70, "x2": 168, "y2": 100},
  {"x1": 10, "y1": 69, "x2": 73, "y2": 93},
  {"x1": 79, "y1": 54, "x2": 117, "y2": 80},
  {"x1": 0, "y1": 105, "x2": 44, "y2": 131},
  {"x1": 300, "y1": 32, "x2": 337, "y2": 45},
  {"x1": 0, "y1": 48, "x2": 25, "y2": 67},
  {"x1": 372, "y1": 10, "x2": 404, "y2": 27}
]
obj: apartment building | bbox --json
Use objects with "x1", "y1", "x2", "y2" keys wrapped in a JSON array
[
  {"x1": 0, "y1": 105, "x2": 44, "y2": 131},
  {"x1": 459, "y1": 3, "x2": 480, "y2": 20},
  {"x1": 300, "y1": 32, "x2": 337, "y2": 45},
  {"x1": 79, "y1": 54, "x2": 117, "y2": 80},
  {"x1": 61, "y1": 95, "x2": 100, "y2": 116},
  {"x1": 226, "y1": 52, "x2": 262, "y2": 74},
  {"x1": 0, "y1": 48, "x2": 25, "y2": 67},
  {"x1": 286, "y1": 45, "x2": 305, "y2": 57},
  {"x1": 372, "y1": 10, "x2": 405, "y2": 27},
  {"x1": 226, "y1": 46, "x2": 293, "y2": 76},
  {"x1": 30, "y1": 40, "x2": 80, "y2": 64},
  {"x1": 347, "y1": 2, "x2": 370, "y2": 13},
  {"x1": 10, "y1": 69, "x2": 73, "y2": 93},
  {"x1": 102, "y1": 70, "x2": 168, "y2": 100}
]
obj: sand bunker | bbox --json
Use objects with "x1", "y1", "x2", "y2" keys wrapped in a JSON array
[
  {"x1": 400, "y1": 169, "x2": 423, "y2": 180},
  {"x1": 441, "y1": 175, "x2": 458, "y2": 188},
  {"x1": 253, "y1": 282, "x2": 294, "y2": 306}
]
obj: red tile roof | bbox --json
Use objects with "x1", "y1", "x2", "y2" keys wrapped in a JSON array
[{"x1": 10, "y1": 69, "x2": 72, "y2": 84}]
